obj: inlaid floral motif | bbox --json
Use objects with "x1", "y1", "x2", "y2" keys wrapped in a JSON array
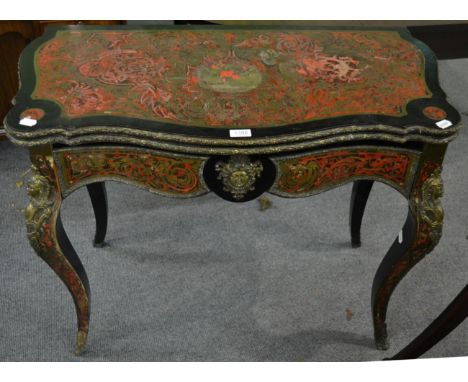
[{"x1": 55, "y1": 81, "x2": 115, "y2": 116}]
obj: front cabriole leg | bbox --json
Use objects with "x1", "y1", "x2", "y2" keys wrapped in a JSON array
[
  {"x1": 372, "y1": 158, "x2": 445, "y2": 350},
  {"x1": 25, "y1": 146, "x2": 90, "y2": 355}
]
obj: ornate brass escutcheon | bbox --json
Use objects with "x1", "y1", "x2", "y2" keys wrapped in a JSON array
[{"x1": 215, "y1": 155, "x2": 263, "y2": 200}]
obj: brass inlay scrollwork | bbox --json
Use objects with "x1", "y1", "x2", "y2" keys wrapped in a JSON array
[
  {"x1": 54, "y1": 147, "x2": 208, "y2": 197},
  {"x1": 279, "y1": 160, "x2": 320, "y2": 193},
  {"x1": 272, "y1": 148, "x2": 417, "y2": 197},
  {"x1": 215, "y1": 155, "x2": 263, "y2": 200}
]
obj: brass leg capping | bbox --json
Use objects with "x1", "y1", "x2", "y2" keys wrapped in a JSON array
[
  {"x1": 371, "y1": 144, "x2": 446, "y2": 350},
  {"x1": 25, "y1": 145, "x2": 91, "y2": 355}
]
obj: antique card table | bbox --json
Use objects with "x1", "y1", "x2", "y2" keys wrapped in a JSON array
[{"x1": 4, "y1": 25, "x2": 461, "y2": 355}]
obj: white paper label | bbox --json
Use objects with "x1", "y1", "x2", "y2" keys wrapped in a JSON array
[
  {"x1": 229, "y1": 129, "x2": 252, "y2": 138},
  {"x1": 19, "y1": 117, "x2": 37, "y2": 127},
  {"x1": 398, "y1": 230, "x2": 403, "y2": 244},
  {"x1": 436, "y1": 119, "x2": 452, "y2": 129}
]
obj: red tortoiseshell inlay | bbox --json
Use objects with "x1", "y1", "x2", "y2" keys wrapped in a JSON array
[
  {"x1": 57, "y1": 148, "x2": 207, "y2": 196},
  {"x1": 422, "y1": 106, "x2": 447, "y2": 120},
  {"x1": 21, "y1": 108, "x2": 45, "y2": 121},
  {"x1": 274, "y1": 149, "x2": 417, "y2": 194},
  {"x1": 32, "y1": 29, "x2": 431, "y2": 128}
]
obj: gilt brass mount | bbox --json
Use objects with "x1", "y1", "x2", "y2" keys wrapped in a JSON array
[{"x1": 215, "y1": 155, "x2": 263, "y2": 200}]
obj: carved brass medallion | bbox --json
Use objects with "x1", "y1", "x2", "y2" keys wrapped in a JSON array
[{"x1": 215, "y1": 155, "x2": 263, "y2": 200}]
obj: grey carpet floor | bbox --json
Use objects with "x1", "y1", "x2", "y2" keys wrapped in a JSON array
[{"x1": 0, "y1": 59, "x2": 467, "y2": 362}]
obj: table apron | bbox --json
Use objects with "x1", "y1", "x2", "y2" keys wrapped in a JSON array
[
  {"x1": 270, "y1": 146, "x2": 420, "y2": 198},
  {"x1": 53, "y1": 144, "x2": 420, "y2": 200}
]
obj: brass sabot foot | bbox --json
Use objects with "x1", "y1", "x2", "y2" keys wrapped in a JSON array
[{"x1": 74, "y1": 330, "x2": 88, "y2": 356}]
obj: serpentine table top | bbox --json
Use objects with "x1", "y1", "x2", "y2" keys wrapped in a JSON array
[{"x1": 5, "y1": 25, "x2": 460, "y2": 153}]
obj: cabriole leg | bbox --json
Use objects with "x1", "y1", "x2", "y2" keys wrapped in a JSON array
[
  {"x1": 25, "y1": 147, "x2": 91, "y2": 355},
  {"x1": 349, "y1": 179, "x2": 374, "y2": 247},
  {"x1": 86, "y1": 182, "x2": 108, "y2": 247},
  {"x1": 371, "y1": 161, "x2": 444, "y2": 350}
]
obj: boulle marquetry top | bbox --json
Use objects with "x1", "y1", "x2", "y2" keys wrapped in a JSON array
[{"x1": 4, "y1": 25, "x2": 461, "y2": 155}]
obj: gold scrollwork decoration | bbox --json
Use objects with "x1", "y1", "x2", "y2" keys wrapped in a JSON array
[
  {"x1": 415, "y1": 166, "x2": 444, "y2": 245},
  {"x1": 280, "y1": 160, "x2": 320, "y2": 193},
  {"x1": 215, "y1": 155, "x2": 263, "y2": 200},
  {"x1": 24, "y1": 162, "x2": 55, "y2": 253}
]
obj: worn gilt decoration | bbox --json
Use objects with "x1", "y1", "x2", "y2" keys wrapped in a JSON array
[
  {"x1": 25, "y1": 153, "x2": 90, "y2": 355},
  {"x1": 215, "y1": 155, "x2": 263, "y2": 199},
  {"x1": 409, "y1": 162, "x2": 444, "y2": 258},
  {"x1": 55, "y1": 148, "x2": 208, "y2": 196},
  {"x1": 25, "y1": 158, "x2": 56, "y2": 252},
  {"x1": 372, "y1": 161, "x2": 444, "y2": 349},
  {"x1": 272, "y1": 149, "x2": 418, "y2": 196},
  {"x1": 32, "y1": 29, "x2": 431, "y2": 127},
  {"x1": 417, "y1": 166, "x2": 444, "y2": 243}
]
